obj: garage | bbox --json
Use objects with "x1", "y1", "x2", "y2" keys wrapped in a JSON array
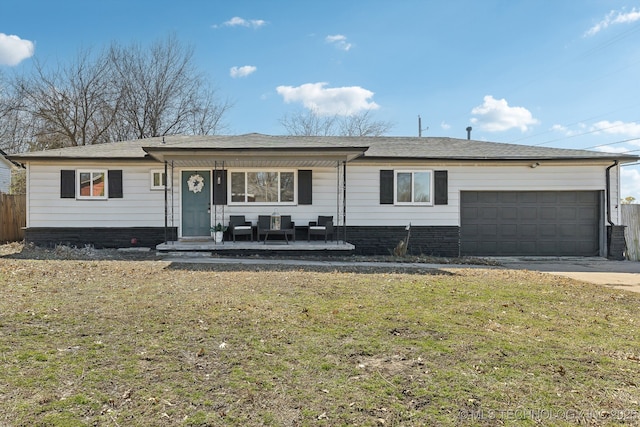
[{"x1": 460, "y1": 191, "x2": 601, "y2": 256}]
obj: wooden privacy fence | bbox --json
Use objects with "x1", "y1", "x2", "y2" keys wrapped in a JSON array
[
  {"x1": 621, "y1": 204, "x2": 640, "y2": 261},
  {"x1": 0, "y1": 193, "x2": 26, "y2": 243}
]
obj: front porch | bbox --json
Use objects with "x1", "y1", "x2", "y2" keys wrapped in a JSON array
[{"x1": 156, "y1": 238, "x2": 355, "y2": 255}]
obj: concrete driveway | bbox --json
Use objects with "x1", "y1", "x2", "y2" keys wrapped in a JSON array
[{"x1": 495, "y1": 257, "x2": 640, "y2": 293}]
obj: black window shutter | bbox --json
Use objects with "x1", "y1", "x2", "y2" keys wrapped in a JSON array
[
  {"x1": 298, "y1": 170, "x2": 312, "y2": 205},
  {"x1": 380, "y1": 170, "x2": 394, "y2": 204},
  {"x1": 434, "y1": 170, "x2": 448, "y2": 205},
  {"x1": 108, "y1": 170, "x2": 123, "y2": 198},
  {"x1": 60, "y1": 170, "x2": 75, "y2": 198},
  {"x1": 213, "y1": 170, "x2": 227, "y2": 205}
]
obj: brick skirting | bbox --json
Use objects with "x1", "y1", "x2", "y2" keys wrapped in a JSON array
[
  {"x1": 24, "y1": 225, "x2": 462, "y2": 256},
  {"x1": 344, "y1": 226, "x2": 460, "y2": 257},
  {"x1": 25, "y1": 227, "x2": 177, "y2": 249}
]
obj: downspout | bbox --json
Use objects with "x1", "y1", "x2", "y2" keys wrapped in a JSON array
[
  {"x1": 164, "y1": 161, "x2": 168, "y2": 243},
  {"x1": 605, "y1": 160, "x2": 618, "y2": 226}
]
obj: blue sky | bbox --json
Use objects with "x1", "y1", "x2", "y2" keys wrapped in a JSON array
[{"x1": 2, "y1": 1, "x2": 640, "y2": 198}]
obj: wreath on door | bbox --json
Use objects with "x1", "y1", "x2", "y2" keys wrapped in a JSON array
[{"x1": 187, "y1": 174, "x2": 205, "y2": 193}]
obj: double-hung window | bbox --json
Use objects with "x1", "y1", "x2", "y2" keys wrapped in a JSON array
[
  {"x1": 230, "y1": 170, "x2": 295, "y2": 204},
  {"x1": 77, "y1": 170, "x2": 107, "y2": 199},
  {"x1": 395, "y1": 170, "x2": 432, "y2": 205}
]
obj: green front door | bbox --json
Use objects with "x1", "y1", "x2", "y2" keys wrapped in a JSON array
[{"x1": 182, "y1": 170, "x2": 211, "y2": 236}]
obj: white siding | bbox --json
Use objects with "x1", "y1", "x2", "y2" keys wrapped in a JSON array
[
  {"x1": 27, "y1": 162, "x2": 170, "y2": 227},
  {"x1": 27, "y1": 161, "x2": 620, "y2": 229},
  {"x1": 346, "y1": 163, "x2": 614, "y2": 226}
]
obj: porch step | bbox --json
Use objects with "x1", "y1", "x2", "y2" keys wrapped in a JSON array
[{"x1": 156, "y1": 240, "x2": 355, "y2": 254}]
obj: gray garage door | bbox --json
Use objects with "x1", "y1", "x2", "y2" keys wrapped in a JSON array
[{"x1": 461, "y1": 191, "x2": 601, "y2": 256}]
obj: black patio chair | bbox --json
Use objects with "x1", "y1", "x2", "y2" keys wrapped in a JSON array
[
  {"x1": 308, "y1": 215, "x2": 333, "y2": 242},
  {"x1": 257, "y1": 215, "x2": 270, "y2": 242},
  {"x1": 281, "y1": 215, "x2": 295, "y2": 242},
  {"x1": 229, "y1": 215, "x2": 253, "y2": 242}
]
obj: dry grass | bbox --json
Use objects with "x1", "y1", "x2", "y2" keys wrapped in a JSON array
[{"x1": 0, "y1": 245, "x2": 639, "y2": 426}]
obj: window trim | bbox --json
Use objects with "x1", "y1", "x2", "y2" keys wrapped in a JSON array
[
  {"x1": 228, "y1": 169, "x2": 298, "y2": 205},
  {"x1": 77, "y1": 169, "x2": 108, "y2": 200},
  {"x1": 393, "y1": 170, "x2": 433, "y2": 206},
  {"x1": 150, "y1": 169, "x2": 170, "y2": 190}
]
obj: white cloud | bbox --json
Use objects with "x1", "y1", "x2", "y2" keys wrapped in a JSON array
[
  {"x1": 440, "y1": 121, "x2": 451, "y2": 130},
  {"x1": 551, "y1": 123, "x2": 587, "y2": 137},
  {"x1": 0, "y1": 33, "x2": 34, "y2": 66},
  {"x1": 584, "y1": 8, "x2": 640, "y2": 36},
  {"x1": 230, "y1": 65, "x2": 257, "y2": 78},
  {"x1": 215, "y1": 16, "x2": 267, "y2": 29},
  {"x1": 326, "y1": 34, "x2": 352, "y2": 51},
  {"x1": 590, "y1": 120, "x2": 640, "y2": 137},
  {"x1": 593, "y1": 145, "x2": 631, "y2": 154},
  {"x1": 470, "y1": 95, "x2": 539, "y2": 132},
  {"x1": 276, "y1": 82, "x2": 379, "y2": 116},
  {"x1": 621, "y1": 167, "x2": 640, "y2": 200}
]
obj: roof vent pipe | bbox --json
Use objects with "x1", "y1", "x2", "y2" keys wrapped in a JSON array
[{"x1": 466, "y1": 127, "x2": 472, "y2": 140}]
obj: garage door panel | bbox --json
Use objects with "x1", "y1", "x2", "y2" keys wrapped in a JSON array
[
  {"x1": 558, "y1": 225, "x2": 578, "y2": 237},
  {"x1": 500, "y1": 192, "x2": 518, "y2": 203},
  {"x1": 578, "y1": 224, "x2": 597, "y2": 235},
  {"x1": 477, "y1": 192, "x2": 498, "y2": 203},
  {"x1": 500, "y1": 241, "x2": 518, "y2": 253},
  {"x1": 558, "y1": 207, "x2": 577, "y2": 220},
  {"x1": 518, "y1": 192, "x2": 538, "y2": 203},
  {"x1": 481, "y1": 207, "x2": 498, "y2": 220},
  {"x1": 480, "y1": 224, "x2": 497, "y2": 236},
  {"x1": 577, "y1": 191, "x2": 598, "y2": 203},
  {"x1": 461, "y1": 191, "x2": 600, "y2": 256},
  {"x1": 519, "y1": 224, "x2": 537, "y2": 238},
  {"x1": 540, "y1": 207, "x2": 557, "y2": 220},
  {"x1": 539, "y1": 224, "x2": 557, "y2": 236},
  {"x1": 558, "y1": 192, "x2": 578, "y2": 203},
  {"x1": 579, "y1": 208, "x2": 598, "y2": 221},
  {"x1": 501, "y1": 207, "x2": 518, "y2": 220},
  {"x1": 518, "y1": 241, "x2": 537, "y2": 253},
  {"x1": 540, "y1": 192, "x2": 558, "y2": 203},
  {"x1": 519, "y1": 208, "x2": 537, "y2": 220},
  {"x1": 477, "y1": 241, "x2": 498, "y2": 253}
]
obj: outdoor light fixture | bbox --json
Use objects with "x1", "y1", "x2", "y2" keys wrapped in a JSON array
[{"x1": 530, "y1": 162, "x2": 540, "y2": 168}]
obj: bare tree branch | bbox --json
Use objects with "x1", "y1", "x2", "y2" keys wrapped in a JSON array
[
  {"x1": 337, "y1": 109, "x2": 394, "y2": 137},
  {"x1": 10, "y1": 48, "x2": 118, "y2": 149},
  {"x1": 280, "y1": 108, "x2": 393, "y2": 136},
  {"x1": 279, "y1": 108, "x2": 338, "y2": 136},
  {"x1": 0, "y1": 34, "x2": 231, "y2": 151},
  {"x1": 109, "y1": 34, "x2": 228, "y2": 139}
]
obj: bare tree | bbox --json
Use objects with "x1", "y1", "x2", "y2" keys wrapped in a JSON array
[
  {"x1": 0, "y1": 72, "x2": 30, "y2": 153},
  {"x1": 337, "y1": 109, "x2": 394, "y2": 137},
  {"x1": 0, "y1": 34, "x2": 231, "y2": 152},
  {"x1": 12, "y1": 48, "x2": 118, "y2": 149},
  {"x1": 279, "y1": 108, "x2": 337, "y2": 136},
  {"x1": 109, "y1": 34, "x2": 230, "y2": 139},
  {"x1": 280, "y1": 108, "x2": 393, "y2": 136}
]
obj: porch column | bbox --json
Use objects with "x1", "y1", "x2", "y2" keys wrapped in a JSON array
[{"x1": 335, "y1": 159, "x2": 348, "y2": 244}]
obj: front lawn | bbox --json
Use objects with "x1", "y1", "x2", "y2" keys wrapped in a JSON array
[{"x1": 0, "y1": 256, "x2": 638, "y2": 426}]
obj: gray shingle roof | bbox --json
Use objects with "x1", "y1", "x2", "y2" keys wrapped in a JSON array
[{"x1": 7, "y1": 133, "x2": 638, "y2": 162}]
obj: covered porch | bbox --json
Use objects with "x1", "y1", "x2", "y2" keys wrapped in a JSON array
[{"x1": 143, "y1": 137, "x2": 367, "y2": 252}]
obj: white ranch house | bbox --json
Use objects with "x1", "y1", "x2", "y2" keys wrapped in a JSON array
[{"x1": 8, "y1": 133, "x2": 636, "y2": 258}]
